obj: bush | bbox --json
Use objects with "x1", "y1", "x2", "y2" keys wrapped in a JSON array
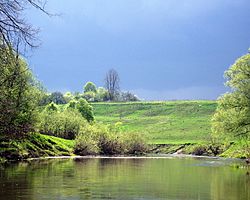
[
  {"x1": 192, "y1": 145, "x2": 207, "y2": 156},
  {"x1": 68, "y1": 98, "x2": 94, "y2": 122},
  {"x1": 97, "y1": 133, "x2": 124, "y2": 155},
  {"x1": 38, "y1": 109, "x2": 87, "y2": 139},
  {"x1": 73, "y1": 123, "x2": 148, "y2": 156},
  {"x1": 74, "y1": 133, "x2": 99, "y2": 156},
  {"x1": 45, "y1": 102, "x2": 58, "y2": 111},
  {"x1": 123, "y1": 133, "x2": 148, "y2": 155}
]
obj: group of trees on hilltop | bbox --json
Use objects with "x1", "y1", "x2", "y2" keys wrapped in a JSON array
[
  {"x1": 40, "y1": 69, "x2": 139, "y2": 105},
  {"x1": 82, "y1": 69, "x2": 139, "y2": 102}
]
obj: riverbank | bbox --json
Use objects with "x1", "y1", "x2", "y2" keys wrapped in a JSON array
[
  {"x1": 1, "y1": 133, "x2": 248, "y2": 163},
  {"x1": 150, "y1": 142, "x2": 249, "y2": 159},
  {"x1": 0, "y1": 133, "x2": 74, "y2": 163}
]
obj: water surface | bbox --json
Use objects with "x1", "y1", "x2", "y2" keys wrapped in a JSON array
[{"x1": 0, "y1": 156, "x2": 249, "y2": 200}]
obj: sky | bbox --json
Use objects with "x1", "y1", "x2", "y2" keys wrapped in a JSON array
[{"x1": 27, "y1": 0, "x2": 250, "y2": 100}]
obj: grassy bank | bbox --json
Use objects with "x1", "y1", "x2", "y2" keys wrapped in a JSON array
[
  {"x1": 0, "y1": 133, "x2": 74, "y2": 162},
  {"x1": 92, "y1": 101, "x2": 217, "y2": 144},
  {"x1": 91, "y1": 101, "x2": 250, "y2": 158}
]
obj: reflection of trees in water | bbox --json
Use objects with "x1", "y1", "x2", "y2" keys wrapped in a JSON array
[
  {"x1": 210, "y1": 167, "x2": 250, "y2": 200},
  {"x1": 1, "y1": 158, "x2": 249, "y2": 200},
  {"x1": 0, "y1": 162, "x2": 33, "y2": 200}
]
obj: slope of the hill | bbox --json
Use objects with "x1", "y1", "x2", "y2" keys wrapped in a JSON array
[{"x1": 91, "y1": 101, "x2": 217, "y2": 144}]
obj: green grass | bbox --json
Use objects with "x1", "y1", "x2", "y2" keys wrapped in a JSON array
[
  {"x1": 91, "y1": 100, "x2": 217, "y2": 144},
  {"x1": 0, "y1": 133, "x2": 74, "y2": 161}
]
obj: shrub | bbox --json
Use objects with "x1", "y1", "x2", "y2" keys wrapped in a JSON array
[
  {"x1": 73, "y1": 122, "x2": 148, "y2": 156},
  {"x1": 97, "y1": 133, "x2": 124, "y2": 155},
  {"x1": 74, "y1": 133, "x2": 99, "y2": 156},
  {"x1": 123, "y1": 133, "x2": 148, "y2": 155},
  {"x1": 68, "y1": 98, "x2": 94, "y2": 122},
  {"x1": 76, "y1": 98, "x2": 94, "y2": 122},
  {"x1": 75, "y1": 123, "x2": 124, "y2": 155},
  {"x1": 38, "y1": 109, "x2": 87, "y2": 139},
  {"x1": 45, "y1": 102, "x2": 58, "y2": 111},
  {"x1": 192, "y1": 145, "x2": 207, "y2": 156}
]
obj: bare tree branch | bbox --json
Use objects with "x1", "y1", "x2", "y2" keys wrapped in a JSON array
[
  {"x1": 104, "y1": 69, "x2": 120, "y2": 101},
  {"x1": 0, "y1": 0, "x2": 50, "y2": 53}
]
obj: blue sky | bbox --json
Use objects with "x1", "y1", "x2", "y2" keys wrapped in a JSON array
[{"x1": 27, "y1": 0, "x2": 250, "y2": 100}]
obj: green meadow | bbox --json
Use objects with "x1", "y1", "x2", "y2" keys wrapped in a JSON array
[{"x1": 91, "y1": 101, "x2": 217, "y2": 144}]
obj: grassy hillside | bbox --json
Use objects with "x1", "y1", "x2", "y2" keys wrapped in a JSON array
[
  {"x1": 91, "y1": 101, "x2": 217, "y2": 144},
  {"x1": 0, "y1": 133, "x2": 74, "y2": 162}
]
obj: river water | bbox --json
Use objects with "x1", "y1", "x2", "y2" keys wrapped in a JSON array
[{"x1": 0, "y1": 156, "x2": 249, "y2": 200}]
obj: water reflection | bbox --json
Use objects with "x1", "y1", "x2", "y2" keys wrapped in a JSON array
[{"x1": 0, "y1": 157, "x2": 249, "y2": 200}]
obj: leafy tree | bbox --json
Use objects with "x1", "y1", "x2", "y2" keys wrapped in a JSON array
[
  {"x1": 45, "y1": 102, "x2": 58, "y2": 112},
  {"x1": 119, "y1": 91, "x2": 139, "y2": 102},
  {"x1": 212, "y1": 52, "x2": 250, "y2": 141},
  {"x1": 76, "y1": 98, "x2": 94, "y2": 122},
  {"x1": 68, "y1": 98, "x2": 94, "y2": 122},
  {"x1": 82, "y1": 91, "x2": 96, "y2": 102},
  {"x1": 84, "y1": 82, "x2": 97, "y2": 93},
  {"x1": 0, "y1": 47, "x2": 41, "y2": 135},
  {"x1": 39, "y1": 92, "x2": 67, "y2": 105},
  {"x1": 73, "y1": 92, "x2": 83, "y2": 100},
  {"x1": 49, "y1": 92, "x2": 67, "y2": 104},
  {"x1": 64, "y1": 91, "x2": 74, "y2": 103},
  {"x1": 68, "y1": 99, "x2": 78, "y2": 109},
  {"x1": 95, "y1": 87, "x2": 109, "y2": 102}
]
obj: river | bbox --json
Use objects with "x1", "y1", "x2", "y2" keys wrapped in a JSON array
[{"x1": 0, "y1": 156, "x2": 249, "y2": 200}]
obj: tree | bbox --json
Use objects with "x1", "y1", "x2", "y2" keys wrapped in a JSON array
[
  {"x1": 0, "y1": 0, "x2": 49, "y2": 52},
  {"x1": 104, "y1": 69, "x2": 120, "y2": 101},
  {"x1": 84, "y1": 82, "x2": 97, "y2": 93},
  {"x1": 39, "y1": 92, "x2": 67, "y2": 105},
  {"x1": 95, "y1": 87, "x2": 109, "y2": 102},
  {"x1": 76, "y1": 98, "x2": 94, "y2": 122},
  {"x1": 64, "y1": 91, "x2": 74, "y2": 103},
  {"x1": 68, "y1": 98, "x2": 94, "y2": 122},
  {"x1": 82, "y1": 91, "x2": 96, "y2": 102},
  {"x1": 119, "y1": 91, "x2": 139, "y2": 102},
  {"x1": 212, "y1": 52, "x2": 250, "y2": 142},
  {"x1": 0, "y1": 46, "x2": 41, "y2": 135},
  {"x1": 49, "y1": 92, "x2": 67, "y2": 104}
]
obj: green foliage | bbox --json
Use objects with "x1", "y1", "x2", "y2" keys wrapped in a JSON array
[
  {"x1": 119, "y1": 91, "x2": 140, "y2": 102},
  {"x1": 82, "y1": 91, "x2": 96, "y2": 102},
  {"x1": 212, "y1": 53, "x2": 250, "y2": 141},
  {"x1": 92, "y1": 101, "x2": 217, "y2": 144},
  {"x1": 76, "y1": 98, "x2": 94, "y2": 122},
  {"x1": 122, "y1": 133, "x2": 148, "y2": 154},
  {"x1": 67, "y1": 99, "x2": 78, "y2": 109},
  {"x1": 0, "y1": 133, "x2": 74, "y2": 160},
  {"x1": 64, "y1": 92, "x2": 74, "y2": 103},
  {"x1": 74, "y1": 133, "x2": 99, "y2": 156},
  {"x1": 40, "y1": 91, "x2": 67, "y2": 105},
  {"x1": 66, "y1": 99, "x2": 94, "y2": 122},
  {"x1": 84, "y1": 82, "x2": 97, "y2": 93},
  {"x1": 95, "y1": 87, "x2": 109, "y2": 102},
  {"x1": 38, "y1": 108, "x2": 87, "y2": 139},
  {"x1": 0, "y1": 46, "x2": 41, "y2": 135},
  {"x1": 46, "y1": 102, "x2": 58, "y2": 111},
  {"x1": 74, "y1": 123, "x2": 148, "y2": 155}
]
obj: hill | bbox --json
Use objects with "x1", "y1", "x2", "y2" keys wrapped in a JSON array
[{"x1": 91, "y1": 101, "x2": 217, "y2": 144}]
